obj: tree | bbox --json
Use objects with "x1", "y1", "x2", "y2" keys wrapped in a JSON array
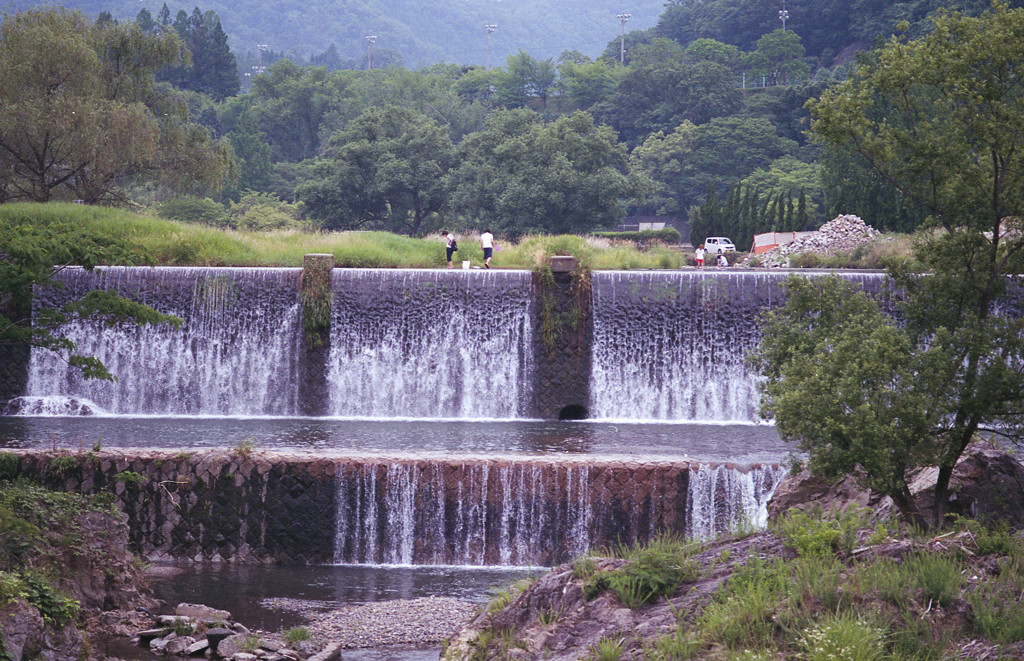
[
  {"x1": 557, "y1": 56, "x2": 620, "y2": 111},
  {"x1": 248, "y1": 60, "x2": 343, "y2": 161},
  {"x1": 751, "y1": 276, "x2": 938, "y2": 526},
  {"x1": 446, "y1": 109, "x2": 641, "y2": 237},
  {"x1": 493, "y1": 51, "x2": 555, "y2": 110},
  {"x1": 759, "y1": 3, "x2": 1024, "y2": 528},
  {"x1": 0, "y1": 9, "x2": 230, "y2": 204},
  {"x1": 743, "y1": 29, "x2": 811, "y2": 85},
  {"x1": 297, "y1": 105, "x2": 454, "y2": 236},
  {"x1": 1, "y1": 209, "x2": 181, "y2": 381},
  {"x1": 629, "y1": 121, "x2": 697, "y2": 216},
  {"x1": 592, "y1": 60, "x2": 742, "y2": 145}
]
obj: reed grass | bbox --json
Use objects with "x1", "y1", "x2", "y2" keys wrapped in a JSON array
[{"x1": 0, "y1": 202, "x2": 693, "y2": 270}]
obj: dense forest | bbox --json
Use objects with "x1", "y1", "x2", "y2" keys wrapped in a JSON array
[{"x1": 2, "y1": 0, "x2": 1021, "y2": 246}]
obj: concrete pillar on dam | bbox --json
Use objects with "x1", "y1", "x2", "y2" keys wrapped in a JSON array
[
  {"x1": 299, "y1": 253, "x2": 334, "y2": 416},
  {"x1": 532, "y1": 256, "x2": 593, "y2": 420},
  {"x1": 0, "y1": 297, "x2": 30, "y2": 407}
]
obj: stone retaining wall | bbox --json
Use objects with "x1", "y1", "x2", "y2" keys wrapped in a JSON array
[
  {"x1": 8, "y1": 450, "x2": 337, "y2": 564},
  {"x1": 0, "y1": 450, "x2": 778, "y2": 566}
]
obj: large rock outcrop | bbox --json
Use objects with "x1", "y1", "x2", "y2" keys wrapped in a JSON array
[
  {"x1": 0, "y1": 485, "x2": 155, "y2": 661},
  {"x1": 768, "y1": 442, "x2": 1024, "y2": 528}
]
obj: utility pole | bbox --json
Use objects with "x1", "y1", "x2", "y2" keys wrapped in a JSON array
[
  {"x1": 617, "y1": 13, "x2": 631, "y2": 65},
  {"x1": 256, "y1": 43, "x2": 267, "y2": 74},
  {"x1": 365, "y1": 35, "x2": 377, "y2": 70},
  {"x1": 779, "y1": 1, "x2": 789, "y2": 31},
  {"x1": 486, "y1": 24, "x2": 497, "y2": 69}
]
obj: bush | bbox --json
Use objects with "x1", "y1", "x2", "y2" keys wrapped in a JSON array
[
  {"x1": 592, "y1": 228, "x2": 681, "y2": 243},
  {"x1": 228, "y1": 193, "x2": 308, "y2": 232},
  {"x1": 776, "y1": 506, "x2": 870, "y2": 557},
  {"x1": 801, "y1": 612, "x2": 887, "y2": 661},
  {"x1": 157, "y1": 197, "x2": 230, "y2": 227},
  {"x1": 594, "y1": 536, "x2": 702, "y2": 609},
  {"x1": 0, "y1": 453, "x2": 19, "y2": 481},
  {"x1": 283, "y1": 626, "x2": 311, "y2": 645}
]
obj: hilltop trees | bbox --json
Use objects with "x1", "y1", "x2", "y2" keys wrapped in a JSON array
[{"x1": 757, "y1": 2, "x2": 1024, "y2": 527}]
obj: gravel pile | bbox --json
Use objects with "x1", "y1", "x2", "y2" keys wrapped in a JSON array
[{"x1": 755, "y1": 214, "x2": 881, "y2": 267}]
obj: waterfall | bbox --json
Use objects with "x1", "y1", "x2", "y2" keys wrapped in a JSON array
[
  {"x1": 26, "y1": 267, "x2": 303, "y2": 416},
  {"x1": 334, "y1": 458, "x2": 593, "y2": 566},
  {"x1": 333, "y1": 457, "x2": 784, "y2": 567},
  {"x1": 590, "y1": 271, "x2": 887, "y2": 422},
  {"x1": 687, "y1": 463, "x2": 789, "y2": 540},
  {"x1": 326, "y1": 270, "x2": 534, "y2": 419}
]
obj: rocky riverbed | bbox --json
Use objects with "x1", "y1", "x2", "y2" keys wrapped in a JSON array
[
  {"x1": 111, "y1": 596, "x2": 478, "y2": 660},
  {"x1": 261, "y1": 596, "x2": 478, "y2": 649}
]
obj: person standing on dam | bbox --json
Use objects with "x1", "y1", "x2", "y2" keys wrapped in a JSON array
[
  {"x1": 480, "y1": 229, "x2": 494, "y2": 268},
  {"x1": 443, "y1": 231, "x2": 457, "y2": 269}
]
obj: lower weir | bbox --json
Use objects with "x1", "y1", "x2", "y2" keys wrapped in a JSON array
[{"x1": 5, "y1": 450, "x2": 785, "y2": 567}]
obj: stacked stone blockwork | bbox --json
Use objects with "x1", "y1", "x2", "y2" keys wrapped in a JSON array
[
  {"x1": 1, "y1": 450, "x2": 753, "y2": 566},
  {"x1": 10, "y1": 450, "x2": 337, "y2": 564},
  {"x1": 532, "y1": 256, "x2": 592, "y2": 419}
]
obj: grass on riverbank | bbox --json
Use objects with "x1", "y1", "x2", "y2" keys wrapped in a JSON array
[
  {"x1": 468, "y1": 509, "x2": 1024, "y2": 660},
  {"x1": 0, "y1": 203, "x2": 690, "y2": 270}
]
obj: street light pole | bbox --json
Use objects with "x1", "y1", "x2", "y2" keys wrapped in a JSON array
[
  {"x1": 485, "y1": 24, "x2": 497, "y2": 69},
  {"x1": 779, "y1": 1, "x2": 789, "y2": 31},
  {"x1": 365, "y1": 35, "x2": 377, "y2": 69},
  {"x1": 617, "y1": 13, "x2": 631, "y2": 65}
]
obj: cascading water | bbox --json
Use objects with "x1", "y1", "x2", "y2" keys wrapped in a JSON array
[
  {"x1": 26, "y1": 267, "x2": 303, "y2": 415},
  {"x1": 326, "y1": 270, "x2": 534, "y2": 418},
  {"x1": 332, "y1": 456, "x2": 785, "y2": 566},
  {"x1": 687, "y1": 463, "x2": 788, "y2": 540},
  {"x1": 334, "y1": 458, "x2": 593, "y2": 566},
  {"x1": 589, "y1": 271, "x2": 887, "y2": 422}
]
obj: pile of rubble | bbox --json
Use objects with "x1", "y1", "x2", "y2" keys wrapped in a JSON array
[
  {"x1": 134, "y1": 603, "x2": 318, "y2": 661},
  {"x1": 754, "y1": 214, "x2": 882, "y2": 268}
]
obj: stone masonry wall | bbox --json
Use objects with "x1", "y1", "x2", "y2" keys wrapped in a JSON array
[
  {"x1": 2, "y1": 450, "x2": 749, "y2": 566},
  {"x1": 0, "y1": 342, "x2": 29, "y2": 405},
  {"x1": 531, "y1": 265, "x2": 592, "y2": 420},
  {"x1": 8, "y1": 450, "x2": 337, "y2": 564}
]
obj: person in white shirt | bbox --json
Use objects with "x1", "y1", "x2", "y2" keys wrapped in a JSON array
[
  {"x1": 480, "y1": 230, "x2": 494, "y2": 268},
  {"x1": 695, "y1": 244, "x2": 706, "y2": 268},
  {"x1": 443, "y1": 231, "x2": 456, "y2": 269},
  {"x1": 717, "y1": 253, "x2": 728, "y2": 268}
]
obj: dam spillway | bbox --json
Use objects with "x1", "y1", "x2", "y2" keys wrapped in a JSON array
[
  {"x1": 16, "y1": 266, "x2": 887, "y2": 423},
  {"x1": 589, "y1": 271, "x2": 886, "y2": 421},
  {"x1": 4, "y1": 450, "x2": 786, "y2": 567},
  {"x1": 326, "y1": 269, "x2": 535, "y2": 419},
  {"x1": 1, "y1": 264, "x2": 870, "y2": 566},
  {"x1": 25, "y1": 267, "x2": 304, "y2": 416}
]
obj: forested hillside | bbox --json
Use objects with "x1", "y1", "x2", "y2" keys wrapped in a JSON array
[
  {"x1": 2, "y1": 0, "x2": 1022, "y2": 248},
  {"x1": 15, "y1": 0, "x2": 663, "y2": 68}
]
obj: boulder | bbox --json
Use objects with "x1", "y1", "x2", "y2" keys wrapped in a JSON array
[
  {"x1": 165, "y1": 636, "x2": 195, "y2": 655},
  {"x1": 768, "y1": 467, "x2": 885, "y2": 521},
  {"x1": 175, "y1": 603, "x2": 231, "y2": 623},
  {"x1": 0, "y1": 598, "x2": 84, "y2": 661},
  {"x1": 215, "y1": 632, "x2": 252, "y2": 658},
  {"x1": 880, "y1": 442, "x2": 1024, "y2": 527},
  {"x1": 204, "y1": 628, "x2": 236, "y2": 655},
  {"x1": 185, "y1": 639, "x2": 210, "y2": 656}
]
